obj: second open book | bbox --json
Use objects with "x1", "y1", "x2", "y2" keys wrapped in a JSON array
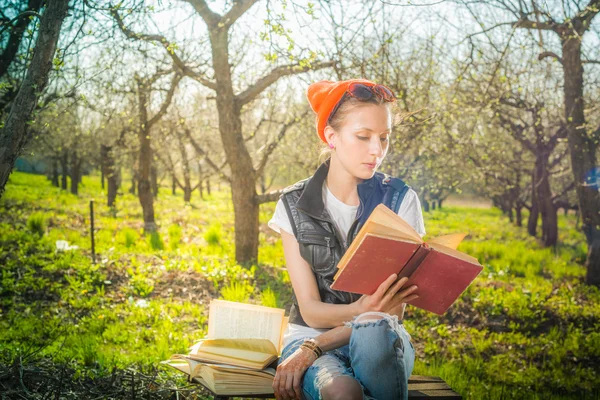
[
  {"x1": 163, "y1": 300, "x2": 288, "y2": 396},
  {"x1": 330, "y1": 204, "x2": 483, "y2": 315}
]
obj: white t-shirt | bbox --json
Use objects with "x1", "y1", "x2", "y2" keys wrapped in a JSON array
[{"x1": 268, "y1": 180, "x2": 426, "y2": 350}]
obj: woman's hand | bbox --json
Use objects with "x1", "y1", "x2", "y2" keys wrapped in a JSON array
[
  {"x1": 356, "y1": 273, "x2": 419, "y2": 316},
  {"x1": 273, "y1": 346, "x2": 317, "y2": 400}
]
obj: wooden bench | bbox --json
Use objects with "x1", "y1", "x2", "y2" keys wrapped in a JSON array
[{"x1": 203, "y1": 375, "x2": 462, "y2": 399}]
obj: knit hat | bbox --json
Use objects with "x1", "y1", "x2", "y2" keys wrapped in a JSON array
[{"x1": 306, "y1": 79, "x2": 382, "y2": 143}]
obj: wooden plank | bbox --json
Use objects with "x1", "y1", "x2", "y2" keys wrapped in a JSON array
[
  {"x1": 408, "y1": 382, "x2": 452, "y2": 390},
  {"x1": 408, "y1": 389, "x2": 462, "y2": 399},
  {"x1": 409, "y1": 375, "x2": 445, "y2": 383},
  {"x1": 207, "y1": 375, "x2": 462, "y2": 399}
]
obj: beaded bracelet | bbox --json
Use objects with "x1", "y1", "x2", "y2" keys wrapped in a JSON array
[{"x1": 300, "y1": 338, "x2": 323, "y2": 358}]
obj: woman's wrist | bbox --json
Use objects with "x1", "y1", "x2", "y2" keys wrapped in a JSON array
[
  {"x1": 299, "y1": 343, "x2": 319, "y2": 362},
  {"x1": 352, "y1": 296, "x2": 367, "y2": 316},
  {"x1": 301, "y1": 338, "x2": 323, "y2": 358}
]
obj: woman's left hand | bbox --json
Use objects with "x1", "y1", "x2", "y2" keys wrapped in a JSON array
[
  {"x1": 387, "y1": 301, "x2": 407, "y2": 320},
  {"x1": 273, "y1": 346, "x2": 317, "y2": 400}
]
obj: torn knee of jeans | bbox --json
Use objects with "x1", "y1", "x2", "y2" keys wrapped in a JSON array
[
  {"x1": 344, "y1": 311, "x2": 399, "y2": 329},
  {"x1": 313, "y1": 356, "x2": 350, "y2": 389}
]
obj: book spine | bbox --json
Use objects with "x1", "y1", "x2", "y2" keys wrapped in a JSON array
[{"x1": 398, "y1": 244, "x2": 430, "y2": 279}]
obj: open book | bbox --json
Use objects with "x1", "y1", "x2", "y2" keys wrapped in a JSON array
[
  {"x1": 162, "y1": 300, "x2": 289, "y2": 395},
  {"x1": 330, "y1": 204, "x2": 483, "y2": 315}
]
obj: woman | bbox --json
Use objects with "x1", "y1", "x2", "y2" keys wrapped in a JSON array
[{"x1": 268, "y1": 79, "x2": 426, "y2": 400}]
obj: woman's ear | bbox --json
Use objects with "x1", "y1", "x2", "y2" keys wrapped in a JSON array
[{"x1": 323, "y1": 126, "x2": 336, "y2": 148}]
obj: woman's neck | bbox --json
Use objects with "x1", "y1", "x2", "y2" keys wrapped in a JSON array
[{"x1": 325, "y1": 157, "x2": 361, "y2": 206}]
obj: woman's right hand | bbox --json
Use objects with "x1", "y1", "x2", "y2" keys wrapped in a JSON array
[
  {"x1": 273, "y1": 346, "x2": 317, "y2": 400},
  {"x1": 356, "y1": 273, "x2": 419, "y2": 314}
]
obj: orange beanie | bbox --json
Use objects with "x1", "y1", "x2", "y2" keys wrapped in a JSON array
[{"x1": 306, "y1": 79, "x2": 380, "y2": 143}]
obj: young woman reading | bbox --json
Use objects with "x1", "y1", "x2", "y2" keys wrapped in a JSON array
[{"x1": 268, "y1": 79, "x2": 426, "y2": 400}]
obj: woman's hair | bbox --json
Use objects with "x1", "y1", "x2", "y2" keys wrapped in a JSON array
[{"x1": 318, "y1": 94, "x2": 393, "y2": 163}]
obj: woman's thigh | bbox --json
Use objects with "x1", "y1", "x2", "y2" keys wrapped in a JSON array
[
  {"x1": 278, "y1": 338, "x2": 365, "y2": 400},
  {"x1": 345, "y1": 312, "x2": 416, "y2": 400}
]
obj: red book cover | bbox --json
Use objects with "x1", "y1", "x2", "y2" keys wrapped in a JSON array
[
  {"x1": 404, "y1": 248, "x2": 482, "y2": 315},
  {"x1": 330, "y1": 204, "x2": 482, "y2": 315},
  {"x1": 330, "y1": 234, "x2": 421, "y2": 294},
  {"x1": 331, "y1": 235, "x2": 483, "y2": 315}
]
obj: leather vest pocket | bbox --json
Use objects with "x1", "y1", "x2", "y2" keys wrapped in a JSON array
[{"x1": 297, "y1": 232, "x2": 336, "y2": 273}]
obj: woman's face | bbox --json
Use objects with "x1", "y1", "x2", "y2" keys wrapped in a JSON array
[{"x1": 328, "y1": 103, "x2": 392, "y2": 180}]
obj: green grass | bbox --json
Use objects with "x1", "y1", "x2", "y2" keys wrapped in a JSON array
[{"x1": 0, "y1": 171, "x2": 598, "y2": 399}]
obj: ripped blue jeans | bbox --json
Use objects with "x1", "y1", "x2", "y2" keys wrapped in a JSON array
[{"x1": 277, "y1": 311, "x2": 415, "y2": 400}]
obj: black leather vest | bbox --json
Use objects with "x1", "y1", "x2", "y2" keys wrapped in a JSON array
[{"x1": 281, "y1": 159, "x2": 410, "y2": 327}]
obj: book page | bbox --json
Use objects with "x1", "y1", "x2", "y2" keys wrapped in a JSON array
[
  {"x1": 199, "y1": 338, "x2": 277, "y2": 357},
  {"x1": 278, "y1": 316, "x2": 289, "y2": 355},
  {"x1": 372, "y1": 204, "x2": 423, "y2": 243},
  {"x1": 428, "y1": 242, "x2": 480, "y2": 264},
  {"x1": 336, "y1": 205, "x2": 422, "y2": 273},
  {"x1": 207, "y1": 300, "x2": 285, "y2": 353},
  {"x1": 427, "y1": 233, "x2": 467, "y2": 250}
]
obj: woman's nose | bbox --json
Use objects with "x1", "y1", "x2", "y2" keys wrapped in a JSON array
[{"x1": 369, "y1": 137, "x2": 384, "y2": 156}]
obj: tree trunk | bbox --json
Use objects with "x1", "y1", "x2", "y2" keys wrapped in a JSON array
[
  {"x1": 100, "y1": 144, "x2": 109, "y2": 190},
  {"x1": 531, "y1": 143, "x2": 558, "y2": 247},
  {"x1": 207, "y1": 177, "x2": 211, "y2": 196},
  {"x1": 562, "y1": 35, "x2": 600, "y2": 285},
  {"x1": 527, "y1": 170, "x2": 539, "y2": 237},
  {"x1": 129, "y1": 167, "x2": 136, "y2": 195},
  {"x1": 104, "y1": 145, "x2": 118, "y2": 208},
  {"x1": 198, "y1": 161, "x2": 204, "y2": 199},
  {"x1": 537, "y1": 163, "x2": 557, "y2": 247},
  {"x1": 60, "y1": 151, "x2": 68, "y2": 190},
  {"x1": 51, "y1": 158, "x2": 59, "y2": 187},
  {"x1": 150, "y1": 164, "x2": 158, "y2": 198},
  {"x1": 177, "y1": 131, "x2": 192, "y2": 203},
  {"x1": 260, "y1": 174, "x2": 266, "y2": 194},
  {"x1": 515, "y1": 205, "x2": 522, "y2": 227},
  {"x1": 70, "y1": 152, "x2": 81, "y2": 195},
  {"x1": 423, "y1": 199, "x2": 429, "y2": 212},
  {"x1": 172, "y1": 174, "x2": 177, "y2": 195},
  {"x1": 211, "y1": 27, "x2": 258, "y2": 264},
  {"x1": 0, "y1": 0, "x2": 70, "y2": 198},
  {"x1": 101, "y1": 164, "x2": 105, "y2": 189},
  {"x1": 136, "y1": 82, "x2": 156, "y2": 232}
]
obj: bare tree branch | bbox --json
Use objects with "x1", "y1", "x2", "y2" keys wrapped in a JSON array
[
  {"x1": 110, "y1": 5, "x2": 217, "y2": 90},
  {"x1": 155, "y1": 149, "x2": 183, "y2": 190},
  {"x1": 184, "y1": 128, "x2": 231, "y2": 183},
  {"x1": 579, "y1": 0, "x2": 600, "y2": 28},
  {"x1": 538, "y1": 51, "x2": 563, "y2": 64},
  {"x1": 552, "y1": 181, "x2": 575, "y2": 202},
  {"x1": 147, "y1": 72, "x2": 182, "y2": 129},
  {"x1": 255, "y1": 109, "x2": 309, "y2": 178},
  {"x1": 257, "y1": 189, "x2": 284, "y2": 204},
  {"x1": 184, "y1": 0, "x2": 221, "y2": 28},
  {"x1": 245, "y1": 117, "x2": 267, "y2": 142},
  {"x1": 221, "y1": 0, "x2": 259, "y2": 29},
  {"x1": 512, "y1": 17, "x2": 560, "y2": 32},
  {"x1": 236, "y1": 61, "x2": 336, "y2": 106}
]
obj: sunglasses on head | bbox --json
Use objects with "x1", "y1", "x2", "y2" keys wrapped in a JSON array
[{"x1": 327, "y1": 83, "x2": 396, "y2": 124}]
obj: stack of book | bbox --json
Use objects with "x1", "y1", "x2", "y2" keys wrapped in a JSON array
[{"x1": 162, "y1": 299, "x2": 288, "y2": 396}]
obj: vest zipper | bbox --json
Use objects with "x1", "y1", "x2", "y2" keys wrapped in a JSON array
[
  {"x1": 325, "y1": 236, "x2": 332, "y2": 259},
  {"x1": 300, "y1": 212, "x2": 347, "y2": 253}
]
